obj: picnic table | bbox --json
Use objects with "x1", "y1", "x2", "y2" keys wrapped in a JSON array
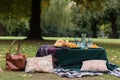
[
  {"x1": 36, "y1": 45, "x2": 118, "y2": 72},
  {"x1": 36, "y1": 45, "x2": 120, "y2": 78}
]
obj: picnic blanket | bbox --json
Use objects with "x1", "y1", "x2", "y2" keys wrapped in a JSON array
[
  {"x1": 54, "y1": 66, "x2": 120, "y2": 78},
  {"x1": 36, "y1": 45, "x2": 120, "y2": 78}
]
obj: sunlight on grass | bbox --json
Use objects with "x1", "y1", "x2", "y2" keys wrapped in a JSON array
[
  {"x1": 43, "y1": 37, "x2": 120, "y2": 43},
  {"x1": 0, "y1": 36, "x2": 26, "y2": 40}
]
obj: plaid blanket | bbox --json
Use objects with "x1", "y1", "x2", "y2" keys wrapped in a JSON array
[{"x1": 54, "y1": 67, "x2": 120, "y2": 78}]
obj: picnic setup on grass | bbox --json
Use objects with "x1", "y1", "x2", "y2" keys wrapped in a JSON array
[{"x1": 5, "y1": 33, "x2": 120, "y2": 78}]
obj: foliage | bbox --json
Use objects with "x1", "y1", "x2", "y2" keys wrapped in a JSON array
[
  {"x1": 0, "y1": 16, "x2": 29, "y2": 36},
  {"x1": 41, "y1": 0, "x2": 108, "y2": 37},
  {"x1": 41, "y1": 0, "x2": 50, "y2": 14},
  {"x1": 41, "y1": 0, "x2": 120, "y2": 38},
  {"x1": 11, "y1": 19, "x2": 29, "y2": 36},
  {"x1": 103, "y1": 0, "x2": 120, "y2": 38},
  {"x1": 0, "y1": 0, "x2": 31, "y2": 18},
  {"x1": 72, "y1": 0, "x2": 120, "y2": 38},
  {"x1": 0, "y1": 0, "x2": 120, "y2": 38},
  {"x1": 0, "y1": 0, "x2": 31, "y2": 36},
  {"x1": 42, "y1": 0, "x2": 76, "y2": 36}
]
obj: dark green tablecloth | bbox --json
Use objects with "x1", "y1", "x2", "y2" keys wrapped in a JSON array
[{"x1": 56, "y1": 48, "x2": 117, "y2": 72}]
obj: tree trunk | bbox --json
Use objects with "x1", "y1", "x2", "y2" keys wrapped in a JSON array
[
  {"x1": 108, "y1": 9, "x2": 119, "y2": 38},
  {"x1": 91, "y1": 24, "x2": 97, "y2": 38},
  {"x1": 90, "y1": 17, "x2": 98, "y2": 38},
  {"x1": 109, "y1": 22, "x2": 119, "y2": 38},
  {"x1": 27, "y1": 0, "x2": 43, "y2": 40}
]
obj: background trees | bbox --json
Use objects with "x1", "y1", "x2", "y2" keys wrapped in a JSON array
[
  {"x1": 0, "y1": 0, "x2": 31, "y2": 36},
  {"x1": 42, "y1": 0, "x2": 76, "y2": 37},
  {"x1": 103, "y1": 0, "x2": 120, "y2": 38},
  {"x1": 0, "y1": 0, "x2": 120, "y2": 39},
  {"x1": 42, "y1": 0, "x2": 107, "y2": 38}
]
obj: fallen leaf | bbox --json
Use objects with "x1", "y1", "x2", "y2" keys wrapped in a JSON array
[
  {"x1": 22, "y1": 74, "x2": 27, "y2": 77},
  {"x1": 28, "y1": 74, "x2": 32, "y2": 77},
  {"x1": 0, "y1": 67, "x2": 3, "y2": 72},
  {"x1": 0, "y1": 54, "x2": 3, "y2": 57},
  {"x1": 111, "y1": 56, "x2": 117, "y2": 61}
]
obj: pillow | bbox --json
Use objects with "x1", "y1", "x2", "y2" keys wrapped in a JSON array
[
  {"x1": 80, "y1": 60, "x2": 108, "y2": 72},
  {"x1": 25, "y1": 55, "x2": 54, "y2": 73}
]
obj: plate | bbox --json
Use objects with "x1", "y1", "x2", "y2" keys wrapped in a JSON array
[
  {"x1": 53, "y1": 46, "x2": 63, "y2": 48},
  {"x1": 88, "y1": 47, "x2": 102, "y2": 49},
  {"x1": 70, "y1": 47, "x2": 81, "y2": 49}
]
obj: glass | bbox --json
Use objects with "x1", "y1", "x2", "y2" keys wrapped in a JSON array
[
  {"x1": 80, "y1": 33, "x2": 86, "y2": 48},
  {"x1": 87, "y1": 37, "x2": 93, "y2": 47},
  {"x1": 75, "y1": 36, "x2": 78, "y2": 45}
]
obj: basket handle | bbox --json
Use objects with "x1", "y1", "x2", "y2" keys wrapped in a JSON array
[{"x1": 8, "y1": 40, "x2": 21, "y2": 54}]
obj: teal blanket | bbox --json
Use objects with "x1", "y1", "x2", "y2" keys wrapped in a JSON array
[{"x1": 56, "y1": 48, "x2": 118, "y2": 72}]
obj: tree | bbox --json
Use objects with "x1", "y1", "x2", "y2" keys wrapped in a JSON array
[
  {"x1": 73, "y1": 0, "x2": 107, "y2": 38},
  {"x1": 105, "y1": 9, "x2": 118, "y2": 38},
  {"x1": 27, "y1": 0, "x2": 43, "y2": 40},
  {"x1": 0, "y1": 0, "x2": 43, "y2": 39},
  {"x1": 0, "y1": 23, "x2": 7, "y2": 35},
  {"x1": 103, "y1": 0, "x2": 120, "y2": 38},
  {"x1": 43, "y1": 0, "x2": 75, "y2": 36}
]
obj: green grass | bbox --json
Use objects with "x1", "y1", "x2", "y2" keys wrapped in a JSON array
[{"x1": 0, "y1": 38, "x2": 120, "y2": 80}]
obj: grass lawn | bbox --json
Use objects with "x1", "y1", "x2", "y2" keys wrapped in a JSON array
[{"x1": 0, "y1": 37, "x2": 120, "y2": 80}]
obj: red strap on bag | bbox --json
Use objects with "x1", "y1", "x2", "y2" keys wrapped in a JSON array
[{"x1": 6, "y1": 40, "x2": 26, "y2": 71}]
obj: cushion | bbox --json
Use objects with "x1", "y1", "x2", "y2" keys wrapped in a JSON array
[
  {"x1": 25, "y1": 55, "x2": 54, "y2": 73},
  {"x1": 80, "y1": 60, "x2": 108, "y2": 72}
]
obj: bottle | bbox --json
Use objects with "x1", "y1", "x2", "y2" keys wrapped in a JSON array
[{"x1": 87, "y1": 37, "x2": 93, "y2": 47}]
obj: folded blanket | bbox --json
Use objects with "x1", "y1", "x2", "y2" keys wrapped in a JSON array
[{"x1": 36, "y1": 45, "x2": 53, "y2": 57}]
